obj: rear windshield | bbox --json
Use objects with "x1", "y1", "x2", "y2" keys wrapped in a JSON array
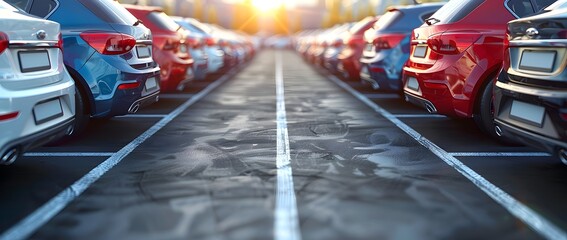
[
  {"x1": 78, "y1": 0, "x2": 137, "y2": 25},
  {"x1": 349, "y1": 17, "x2": 375, "y2": 35},
  {"x1": 428, "y1": 0, "x2": 484, "y2": 24},
  {"x1": 148, "y1": 11, "x2": 180, "y2": 32},
  {"x1": 373, "y1": 10, "x2": 402, "y2": 30}
]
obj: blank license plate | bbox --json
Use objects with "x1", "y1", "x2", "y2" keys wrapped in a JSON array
[
  {"x1": 519, "y1": 50, "x2": 555, "y2": 72},
  {"x1": 33, "y1": 98, "x2": 63, "y2": 125},
  {"x1": 145, "y1": 77, "x2": 157, "y2": 91},
  {"x1": 413, "y1": 46, "x2": 427, "y2": 58},
  {"x1": 510, "y1": 100, "x2": 545, "y2": 126},
  {"x1": 137, "y1": 46, "x2": 151, "y2": 58},
  {"x1": 19, "y1": 50, "x2": 51, "y2": 73}
]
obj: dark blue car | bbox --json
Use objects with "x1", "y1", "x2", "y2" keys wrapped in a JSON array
[
  {"x1": 359, "y1": 3, "x2": 443, "y2": 92},
  {"x1": 6, "y1": 0, "x2": 161, "y2": 138}
]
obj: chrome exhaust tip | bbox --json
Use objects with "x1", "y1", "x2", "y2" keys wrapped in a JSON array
[
  {"x1": 495, "y1": 125, "x2": 503, "y2": 137},
  {"x1": 559, "y1": 149, "x2": 567, "y2": 166},
  {"x1": 1, "y1": 148, "x2": 20, "y2": 165},
  {"x1": 424, "y1": 102, "x2": 437, "y2": 114},
  {"x1": 128, "y1": 103, "x2": 140, "y2": 113}
]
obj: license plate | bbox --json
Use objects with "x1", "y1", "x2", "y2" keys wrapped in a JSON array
[
  {"x1": 510, "y1": 100, "x2": 545, "y2": 126},
  {"x1": 405, "y1": 77, "x2": 419, "y2": 92},
  {"x1": 145, "y1": 77, "x2": 157, "y2": 91},
  {"x1": 18, "y1": 50, "x2": 51, "y2": 73},
  {"x1": 519, "y1": 50, "x2": 556, "y2": 72},
  {"x1": 180, "y1": 44, "x2": 188, "y2": 53},
  {"x1": 413, "y1": 46, "x2": 427, "y2": 58},
  {"x1": 136, "y1": 46, "x2": 151, "y2": 58},
  {"x1": 33, "y1": 98, "x2": 63, "y2": 125},
  {"x1": 365, "y1": 43, "x2": 374, "y2": 52}
]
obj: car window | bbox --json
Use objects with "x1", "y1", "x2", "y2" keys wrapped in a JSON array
[
  {"x1": 77, "y1": 0, "x2": 138, "y2": 25},
  {"x1": 428, "y1": 0, "x2": 484, "y2": 24},
  {"x1": 3, "y1": 0, "x2": 31, "y2": 11},
  {"x1": 532, "y1": 0, "x2": 558, "y2": 11},
  {"x1": 373, "y1": 10, "x2": 402, "y2": 30},
  {"x1": 29, "y1": 0, "x2": 57, "y2": 18},
  {"x1": 148, "y1": 11, "x2": 180, "y2": 32},
  {"x1": 507, "y1": 0, "x2": 535, "y2": 17}
]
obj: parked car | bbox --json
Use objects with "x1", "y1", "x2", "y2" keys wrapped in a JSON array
[
  {"x1": 173, "y1": 17, "x2": 225, "y2": 75},
  {"x1": 0, "y1": 2, "x2": 75, "y2": 164},
  {"x1": 495, "y1": 0, "x2": 567, "y2": 163},
  {"x1": 6, "y1": 0, "x2": 162, "y2": 140},
  {"x1": 402, "y1": 0, "x2": 555, "y2": 142},
  {"x1": 335, "y1": 16, "x2": 378, "y2": 81},
  {"x1": 124, "y1": 4, "x2": 195, "y2": 91},
  {"x1": 360, "y1": 3, "x2": 443, "y2": 91}
]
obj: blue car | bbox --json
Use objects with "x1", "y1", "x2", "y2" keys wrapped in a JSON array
[
  {"x1": 6, "y1": 0, "x2": 161, "y2": 138},
  {"x1": 359, "y1": 3, "x2": 443, "y2": 92}
]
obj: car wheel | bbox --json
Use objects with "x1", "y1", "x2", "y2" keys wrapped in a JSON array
[
  {"x1": 49, "y1": 86, "x2": 89, "y2": 145},
  {"x1": 473, "y1": 80, "x2": 518, "y2": 145}
]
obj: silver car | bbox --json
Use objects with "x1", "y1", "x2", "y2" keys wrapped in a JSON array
[{"x1": 0, "y1": 2, "x2": 75, "y2": 165}]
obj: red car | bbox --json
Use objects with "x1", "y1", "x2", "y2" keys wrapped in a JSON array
[
  {"x1": 124, "y1": 5, "x2": 194, "y2": 92},
  {"x1": 337, "y1": 16, "x2": 378, "y2": 81},
  {"x1": 402, "y1": 0, "x2": 554, "y2": 141}
]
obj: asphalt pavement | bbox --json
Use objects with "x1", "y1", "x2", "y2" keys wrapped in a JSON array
[{"x1": 1, "y1": 49, "x2": 567, "y2": 240}]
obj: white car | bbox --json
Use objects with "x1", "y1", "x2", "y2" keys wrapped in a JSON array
[{"x1": 0, "y1": 2, "x2": 75, "y2": 165}]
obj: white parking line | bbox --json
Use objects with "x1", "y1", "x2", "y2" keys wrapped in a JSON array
[
  {"x1": 450, "y1": 152, "x2": 551, "y2": 157},
  {"x1": 114, "y1": 114, "x2": 167, "y2": 118},
  {"x1": 363, "y1": 93, "x2": 400, "y2": 99},
  {"x1": 23, "y1": 152, "x2": 115, "y2": 157},
  {"x1": 393, "y1": 114, "x2": 447, "y2": 118},
  {"x1": 274, "y1": 52, "x2": 301, "y2": 240},
  {"x1": 326, "y1": 74, "x2": 567, "y2": 240},
  {"x1": 0, "y1": 67, "x2": 241, "y2": 240},
  {"x1": 158, "y1": 93, "x2": 195, "y2": 99}
]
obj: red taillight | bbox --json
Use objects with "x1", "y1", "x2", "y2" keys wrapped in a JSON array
[
  {"x1": 0, "y1": 111, "x2": 19, "y2": 121},
  {"x1": 427, "y1": 32, "x2": 481, "y2": 55},
  {"x1": 560, "y1": 112, "x2": 567, "y2": 121},
  {"x1": 205, "y1": 37, "x2": 216, "y2": 46},
  {"x1": 57, "y1": 33, "x2": 63, "y2": 52},
  {"x1": 332, "y1": 40, "x2": 343, "y2": 48},
  {"x1": 373, "y1": 33, "x2": 406, "y2": 50},
  {"x1": 118, "y1": 82, "x2": 141, "y2": 90},
  {"x1": 0, "y1": 32, "x2": 9, "y2": 55},
  {"x1": 163, "y1": 39, "x2": 180, "y2": 52},
  {"x1": 80, "y1": 32, "x2": 136, "y2": 55}
]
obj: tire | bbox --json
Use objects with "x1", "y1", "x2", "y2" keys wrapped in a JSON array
[
  {"x1": 49, "y1": 86, "x2": 89, "y2": 145},
  {"x1": 473, "y1": 80, "x2": 518, "y2": 145}
]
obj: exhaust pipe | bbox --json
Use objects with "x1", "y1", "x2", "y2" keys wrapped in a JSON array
[
  {"x1": 559, "y1": 149, "x2": 567, "y2": 165},
  {"x1": 128, "y1": 103, "x2": 140, "y2": 113},
  {"x1": 424, "y1": 102, "x2": 437, "y2": 114},
  {"x1": 494, "y1": 125, "x2": 503, "y2": 137},
  {"x1": 1, "y1": 147, "x2": 20, "y2": 165}
]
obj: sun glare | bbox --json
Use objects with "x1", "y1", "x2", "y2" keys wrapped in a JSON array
[{"x1": 251, "y1": 0, "x2": 281, "y2": 12}]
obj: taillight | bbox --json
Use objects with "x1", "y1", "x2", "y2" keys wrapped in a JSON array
[
  {"x1": 80, "y1": 32, "x2": 136, "y2": 55},
  {"x1": 0, "y1": 111, "x2": 19, "y2": 121},
  {"x1": 427, "y1": 32, "x2": 481, "y2": 55},
  {"x1": 118, "y1": 82, "x2": 141, "y2": 90},
  {"x1": 0, "y1": 32, "x2": 9, "y2": 55},
  {"x1": 205, "y1": 37, "x2": 216, "y2": 46},
  {"x1": 163, "y1": 39, "x2": 180, "y2": 52},
  {"x1": 57, "y1": 33, "x2": 63, "y2": 51},
  {"x1": 373, "y1": 34, "x2": 406, "y2": 50},
  {"x1": 332, "y1": 40, "x2": 343, "y2": 48}
]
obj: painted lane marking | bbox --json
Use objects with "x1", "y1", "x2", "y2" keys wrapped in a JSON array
[
  {"x1": 393, "y1": 114, "x2": 447, "y2": 118},
  {"x1": 450, "y1": 152, "x2": 551, "y2": 157},
  {"x1": 23, "y1": 152, "x2": 115, "y2": 157},
  {"x1": 0, "y1": 67, "x2": 241, "y2": 240},
  {"x1": 274, "y1": 51, "x2": 301, "y2": 240},
  {"x1": 326, "y1": 74, "x2": 567, "y2": 240},
  {"x1": 114, "y1": 114, "x2": 168, "y2": 118},
  {"x1": 158, "y1": 93, "x2": 195, "y2": 99}
]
